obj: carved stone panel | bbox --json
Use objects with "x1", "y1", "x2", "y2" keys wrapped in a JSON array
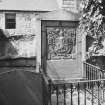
[{"x1": 47, "y1": 27, "x2": 76, "y2": 60}]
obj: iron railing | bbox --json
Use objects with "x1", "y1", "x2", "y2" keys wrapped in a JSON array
[
  {"x1": 48, "y1": 79, "x2": 105, "y2": 105},
  {"x1": 84, "y1": 62, "x2": 105, "y2": 80},
  {"x1": 39, "y1": 62, "x2": 105, "y2": 105}
]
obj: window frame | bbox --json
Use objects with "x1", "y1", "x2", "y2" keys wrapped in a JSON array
[{"x1": 5, "y1": 13, "x2": 16, "y2": 29}]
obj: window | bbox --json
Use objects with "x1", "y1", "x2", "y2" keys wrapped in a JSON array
[{"x1": 5, "y1": 13, "x2": 16, "y2": 29}]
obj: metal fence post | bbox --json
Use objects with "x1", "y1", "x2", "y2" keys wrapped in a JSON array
[
  {"x1": 97, "y1": 81, "x2": 100, "y2": 105},
  {"x1": 91, "y1": 82, "x2": 94, "y2": 105},
  {"x1": 71, "y1": 83, "x2": 73, "y2": 105},
  {"x1": 56, "y1": 85, "x2": 59, "y2": 105},
  {"x1": 77, "y1": 83, "x2": 80, "y2": 105},
  {"x1": 84, "y1": 83, "x2": 87, "y2": 105},
  {"x1": 49, "y1": 80, "x2": 52, "y2": 105},
  {"x1": 64, "y1": 84, "x2": 66, "y2": 105}
]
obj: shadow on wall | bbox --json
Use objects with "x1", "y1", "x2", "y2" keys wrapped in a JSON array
[
  {"x1": 0, "y1": 29, "x2": 18, "y2": 59},
  {"x1": 0, "y1": 29, "x2": 36, "y2": 67}
]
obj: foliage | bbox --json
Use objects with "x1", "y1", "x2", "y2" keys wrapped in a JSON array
[{"x1": 79, "y1": 0, "x2": 105, "y2": 56}]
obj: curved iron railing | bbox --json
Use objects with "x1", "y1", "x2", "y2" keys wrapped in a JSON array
[
  {"x1": 84, "y1": 62, "x2": 105, "y2": 80},
  {"x1": 39, "y1": 62, "x2": 105, "y2": 105}
]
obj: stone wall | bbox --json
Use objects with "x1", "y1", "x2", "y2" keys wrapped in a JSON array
[
  {"x1": 0, "y1": 29, "x2": 36, "y2": 66},
  {"x1": 0, "y1": 12, "x2": 40, "y2": 59},
  {"x1": 0, "y1": 12, "x2": 38, "y2": 36},
  {"x1": 0, "y1": 32, "x2": 36, "y2": 59}
]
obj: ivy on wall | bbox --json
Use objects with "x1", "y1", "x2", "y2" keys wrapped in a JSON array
[{"x1": 79, "y1": 0, "x2": 105, "y2": 57}]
